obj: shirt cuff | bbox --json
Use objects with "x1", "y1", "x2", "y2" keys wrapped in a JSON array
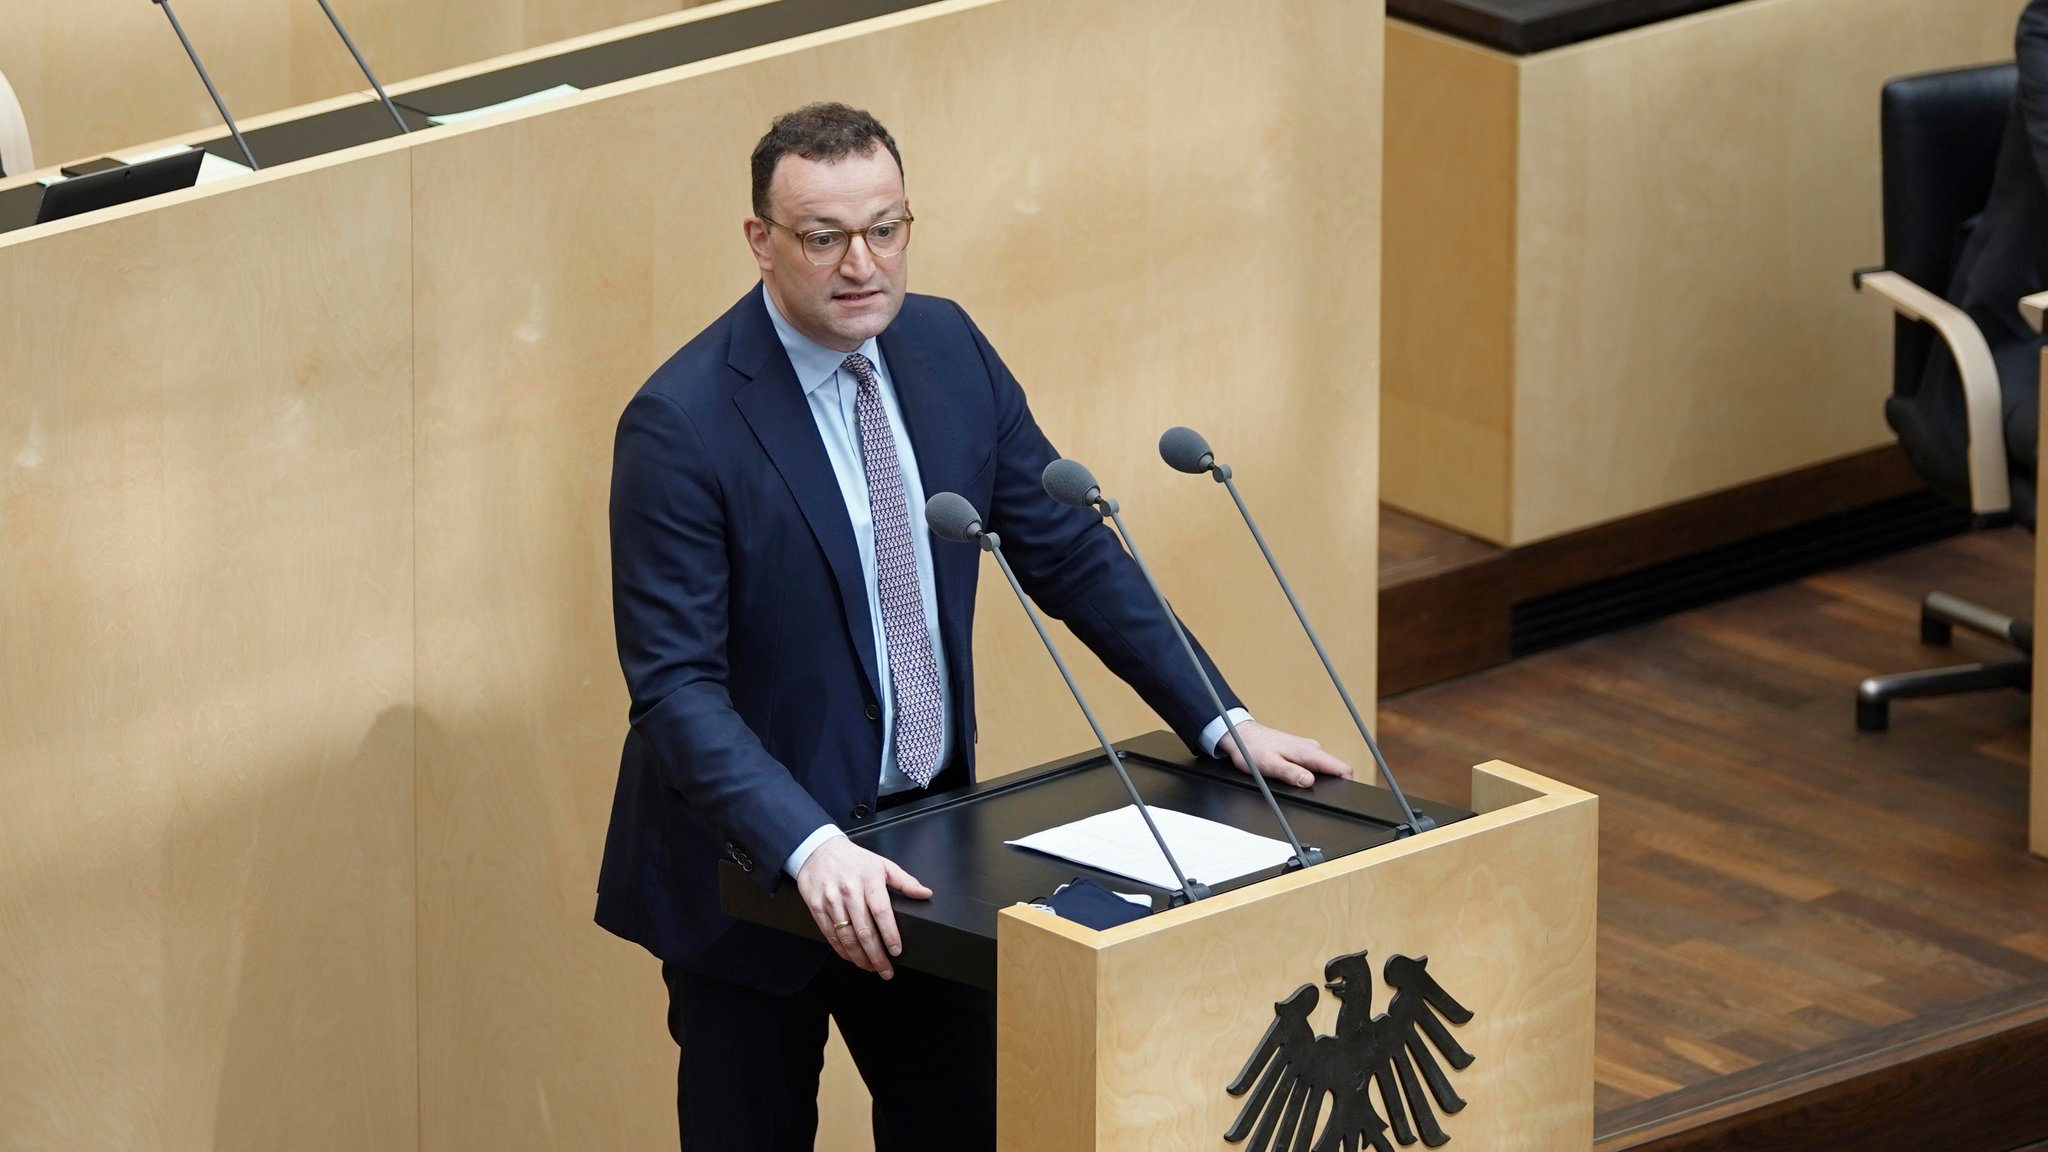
[
  {"x1": 1199, "y1": 709, "x2": 1255, "y2": 758},
  {"x1": 784, "y1": 824, "x2": 845, "y2": 878}
]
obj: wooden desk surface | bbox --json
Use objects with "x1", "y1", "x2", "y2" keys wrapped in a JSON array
[{"x1": 1390, "y1": 0, "x2": 1748, "y2": 53}]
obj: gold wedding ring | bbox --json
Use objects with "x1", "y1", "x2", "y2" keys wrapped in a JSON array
[{"x1": 832, "y1": 919, "x2": 852, "y2": 930}]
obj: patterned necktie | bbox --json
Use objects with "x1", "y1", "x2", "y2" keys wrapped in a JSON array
[{"x1": 843, "y1": 353, "x2": 945, "y2": 787}]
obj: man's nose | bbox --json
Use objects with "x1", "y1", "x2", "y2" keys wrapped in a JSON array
[{"x1": 838, "y1": 233, "x2": 877, "y2": 279}]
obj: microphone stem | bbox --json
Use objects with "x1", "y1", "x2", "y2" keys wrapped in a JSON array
[
  {"x1": 1099, "y1": 503, "x2": 1317, "y2": 868},
  {"x1": 312, "y1": 0, "x2": 411, "y2": 133},
  {"x1": 984, "y1": 535, "x2": 1207, "y2": 903},
  {"x1": 1216, "y1": 472, "x2": 1435, "y2": 834},
  {"x1": 155, "y1": 0, "x2": 260, "y2": 170}
]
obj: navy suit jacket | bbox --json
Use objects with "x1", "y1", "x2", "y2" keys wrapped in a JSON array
[{"x1": 597, "y1": 288, "x2": 1241, "y2": 993}]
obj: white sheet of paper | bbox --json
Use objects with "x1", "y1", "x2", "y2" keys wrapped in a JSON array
[
  {"x1": 1006, "y1": 805, "x2": 1296, "y2": 890},
  {"x1": 126, "y1": 144, "x2": 251, "y2": 186},
  {"x1": 427, "y1": 84, "x2": 580, "y2": 126}
]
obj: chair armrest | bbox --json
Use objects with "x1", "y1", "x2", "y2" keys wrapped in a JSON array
[
  {"x1": 2020, "y1": 290, "x2": 2048, "y2": 335},
  {"x1": 1855, "y1": 269, "x2": 2011, "y2": 515},
  {"x1": 0, "y1": 68, "x2": 32, "y2": 178}
]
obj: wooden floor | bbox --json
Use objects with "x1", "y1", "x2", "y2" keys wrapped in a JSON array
[
  {"x1": 1375, "y1": 525, "x2": 2048, "y2": 1142},
  {"x1": 1379, "y1": 505, "x2": 1504, "y2": 587}
]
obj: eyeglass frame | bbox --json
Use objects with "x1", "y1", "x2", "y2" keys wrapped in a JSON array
[{"x1": 757, "y1": 212, "x2": 916, "y2": 266}]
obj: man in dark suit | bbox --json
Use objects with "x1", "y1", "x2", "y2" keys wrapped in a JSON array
[
  {"x1": 1906, "y1": 0, "x2": 2048, "y2": 515},
  {"x1": 599, "y1": 102, "x2": 1349, "y2": 1151}
]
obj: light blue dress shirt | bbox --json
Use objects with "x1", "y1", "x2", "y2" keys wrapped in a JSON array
[
  {"x1": 763, "y1": 285, "x2": 1249, "y2": 878},
  {"x1": 763, "y1": 287, "x2": 951, "y2": 875}
]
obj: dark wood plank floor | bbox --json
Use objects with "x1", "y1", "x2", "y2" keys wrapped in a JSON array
[
  {"x1": 1375, "y1": 526, "x2": 2048, "y2": 1131},
  {"x1": 1379, "y1": 506, "x2": 1503, "y2": 588}
]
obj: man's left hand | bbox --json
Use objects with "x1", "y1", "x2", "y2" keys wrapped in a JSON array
[{"x1": 1215, "y1": 720, "x2": 1354, "y2": 788}]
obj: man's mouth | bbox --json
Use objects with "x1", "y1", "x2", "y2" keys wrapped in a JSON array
[{"x1": 834, "y1": 289, "x2": 882, "y2": 303}]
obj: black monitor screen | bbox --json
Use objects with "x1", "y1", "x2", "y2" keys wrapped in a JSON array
[{"x1": 35, "y1": 150, "x2": 207, "y2": 226}]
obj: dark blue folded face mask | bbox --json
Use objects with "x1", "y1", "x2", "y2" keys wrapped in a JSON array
[{"x1": 1041, "y1": 876, "x2": 1154, "y2": 929}]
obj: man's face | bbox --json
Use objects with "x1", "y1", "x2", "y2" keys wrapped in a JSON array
[{"x1": 745, "y1": 145, "x2": 909, "y2": 353}]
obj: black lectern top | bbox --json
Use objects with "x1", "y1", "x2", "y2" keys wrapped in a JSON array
[{"x1": 720, "y1": 731, "x2": 1474, "y2": 989}]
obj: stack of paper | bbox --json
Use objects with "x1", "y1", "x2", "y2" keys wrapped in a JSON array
[
  {"x1": 427, "y1": 85, "x2": 581, "y2": 126},
  {"x1": 1006, "y1": 805, "x2": 1296, "y2": 890}
]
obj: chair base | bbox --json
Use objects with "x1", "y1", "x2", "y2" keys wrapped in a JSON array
[{"x1": 1856, "y1": 592, "x2": 2033, "y2": 731}]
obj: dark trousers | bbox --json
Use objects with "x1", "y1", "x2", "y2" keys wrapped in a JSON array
[{"x1": 662, "y1": 957, "x2": 996, "y2": 1152}]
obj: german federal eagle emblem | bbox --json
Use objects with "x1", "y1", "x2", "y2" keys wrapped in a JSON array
[{"x1": 1225, "y1": 951, "x2": 1475, "y2": 1152}]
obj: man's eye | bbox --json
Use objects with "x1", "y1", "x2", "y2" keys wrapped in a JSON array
[
  {"x1": 806, "y1": 232, "x2": 844, "y2": 249},
  {"x1": 868, "y1": 223, "x2": 900, "y2": 242}
]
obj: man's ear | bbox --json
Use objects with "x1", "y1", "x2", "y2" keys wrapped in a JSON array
[{"x1": 743, "y1": 217, "x2": 774, "y2": 273}]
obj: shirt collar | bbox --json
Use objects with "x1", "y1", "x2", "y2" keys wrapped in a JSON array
[{"x1": 760, "y1": 282, "x2": 882, "y2": 397}]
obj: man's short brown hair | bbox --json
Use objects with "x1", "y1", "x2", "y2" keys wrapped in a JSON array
[{"x1": 750, "y1": 102, "x2": 904, "y2": 218}]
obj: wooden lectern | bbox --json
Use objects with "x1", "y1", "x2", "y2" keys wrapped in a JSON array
[{"x1": 725, "y1": 734, "x2": 1597, "y2": 1151}]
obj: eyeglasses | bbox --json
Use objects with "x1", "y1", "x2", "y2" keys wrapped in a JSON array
[{"x1": 760, "y1": 214, "x2": 915, "y2": 265}]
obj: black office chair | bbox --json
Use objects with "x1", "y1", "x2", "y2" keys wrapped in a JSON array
[{"x1": 1852, "y1": 62, "x2": 2036, "y2": 731}]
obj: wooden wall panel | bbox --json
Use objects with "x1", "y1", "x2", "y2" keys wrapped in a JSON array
[
  {"x1": 2035, "y1": 350, "x2": 2047, "y2": 862},
  {"x1": 0, "y1": 0, "x2": 699, "y2": 171},
  {"x1": 0, "y1": 152, "x2": 416, "y2": 1149},
  {"x1": 1382, "y1": 21, "x2": 1518, "y2": 543},
  {"x1": 406, "y1": 0, "x2": 1382, "y2": 1146},
  {"x1": 1509, "y1": 0, "x2": 2021, "y2": 543},
  {"x1": 1382, "y1": 0, "x2": 2021, "y2": 546},
  {"x1": 933, "y1": 0, "x2": 1384, "y2": 780}
]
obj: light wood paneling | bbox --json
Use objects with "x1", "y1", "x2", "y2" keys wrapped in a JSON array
[
  {"x1": 1382, "y1": 0, "x2": 2022, "y2": 546},
  {"x1": 1513, "y1": 0, "x2": 2020, "y2": 543},
  {"x1": 0, "y1": 151, "x2": 416, "y2": 1149},
  {"x1": 0, "y1": 0, "x2": 1385, "y2": 1145},
  {"x1": 2035, "y1": 349, "x2": 2047, "y2": 861},
  {"x1": 994, "y1": 911, "x2": 1101, "y2": 1150},
  {"x1": 1382, "y1": 21, "x2": 1518, "y2": 543},
  {"x1": 406, "y1": 0, "x2": 1382, "y2": 1146},
  {"x1": 1471, "y1": 758, "x2": 1547, "y2": 811},
  {"x1": 997, "y1": 761, "x2": 1598, "y2": 1149},
  {"x1": 0, "y1": 0, "x2": 700, "y2": 169},
  {"x1": 941, "y1": 0, "x2": 1384, "y2": 780}
]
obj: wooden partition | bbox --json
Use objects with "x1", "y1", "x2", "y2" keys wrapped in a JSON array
[
  {"x1": 0, "y1": 0, "x2": 707, "y2": 170},
  {"x1": 0, "y1": 154, "x2": 418, "y2": 1145},
  {"x1": 0, "y1": 0, "x2": 1386, "y2": 1148},
  {"x1": 1383, "y1": 0, "x2": 2021, "y2": 546},
  {"x1": 406, "y1": 0, "x2": 1383, "y2": 1146},
  {"x1": 2033, "y1": 352, "x2": 2047, "y2": 862}
]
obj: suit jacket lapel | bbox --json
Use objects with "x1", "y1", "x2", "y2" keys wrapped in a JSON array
[
  {"x1": 730, "y1": 292, "x2": 882, "y2": 704},
  {"x1": 878, "y1": 325, "x2": 975, "y2": 499}
]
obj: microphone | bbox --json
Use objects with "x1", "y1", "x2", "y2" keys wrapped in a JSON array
[
  {"x1": 151, "y1": 0, "x2": 260, "y2": 171},
  {"x1": 1040, "y1": 458, "x2": 1323, "y2": 870},
  {"x1": 310, "y1": 0, "x2": 411, "y2": 134},
  {"x1": 1039, "y1": 457, "x2": 1106, "y2": 509},
  {"x1": 924, "y1": 491, "x2": 1210, "y2": 904},
  {"x1": 1160, "y1": 426, "x2": 1436, "y2": 835}
]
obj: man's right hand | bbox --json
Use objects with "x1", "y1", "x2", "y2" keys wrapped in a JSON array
[{"x1": 794, "y1": 835, "x2": 933, "y2": 979}]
